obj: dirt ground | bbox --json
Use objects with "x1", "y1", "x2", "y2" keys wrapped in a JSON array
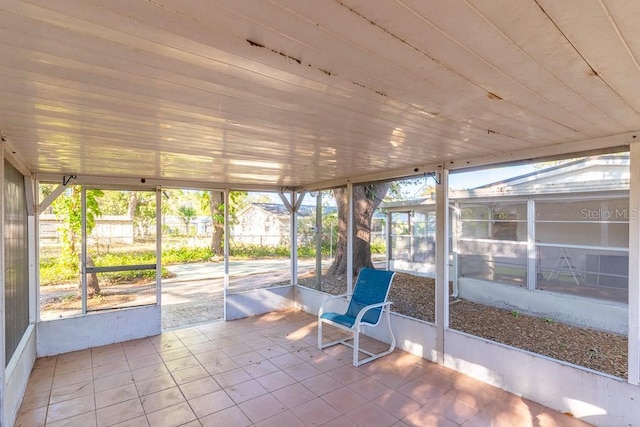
[{"x1": 299, "y1": 272, "x2": 628, "y2": 379}]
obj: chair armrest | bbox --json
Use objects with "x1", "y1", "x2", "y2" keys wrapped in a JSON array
[
  {"x1": 354, "y1": 301, "x2": 393, "y2": 326},
  {"x1": 318, "y1": 293, "x2": 353, "y2": 317}
]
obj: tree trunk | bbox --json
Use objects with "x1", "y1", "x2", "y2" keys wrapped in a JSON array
[
  {"x1": 78, "y1": 254, "x2": 100, "y2": 297},
  {"x1": 210, "y1": 191, "x2": 224, "y2": 255},
  {"x1": 326, "y1": 183, "x2": 391, "y2": 277}
]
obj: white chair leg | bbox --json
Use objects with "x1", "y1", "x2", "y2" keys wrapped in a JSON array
[
  {"x1": 317, "y1": 318, "x2": 323, "y2": 349},
  {"x1": 353, "y1": 326, "x2": 360, "y2": 367},
  {"x1": 385, "y1": 306, "x2": 396, "y2": 353}
]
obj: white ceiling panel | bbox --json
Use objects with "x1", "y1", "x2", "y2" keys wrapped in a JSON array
[{"x1": 0, "y1": 0, "x2": 638, "y2": 188}]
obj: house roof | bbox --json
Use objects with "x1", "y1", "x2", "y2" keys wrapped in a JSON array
[
  {"x1": 1, "y1": 2, "x2": 639, "y2": 189},
  {"x1": 382, "y1": 154, "x2": 630, "y2": 210},
  {"x1": 461, "y1": 154, "x2": 630, "y2": 197}
]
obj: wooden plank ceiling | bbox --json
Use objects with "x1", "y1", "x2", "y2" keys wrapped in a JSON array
[{"x1": 0, "y1": 0, "x2": 639, "y2": 188}]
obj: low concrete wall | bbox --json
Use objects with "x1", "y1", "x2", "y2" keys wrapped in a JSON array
[
  {"x1": 458, "y1": 277, "x2": 628, "y2": 334},
  {"x1": 445, "y1": 330, "x2": 639, "y2": 427},
  {"x1": 37, "y1": 305, "x2": 161, "y2": 356},
  {"x1": 5, "y1": 325, "x2": 36, "y2": 427},
  {"x1": 226, "y1": 286, "x2": 293, "y2": 320}
]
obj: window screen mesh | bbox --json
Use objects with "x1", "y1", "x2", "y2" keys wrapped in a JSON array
[{"x1": 5, "y1": 160, "x2": 29, "y2": 366}]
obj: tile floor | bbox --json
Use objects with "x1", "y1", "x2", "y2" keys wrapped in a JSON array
[{"x1": 15, "y1": 310, "x2": 592, "y2": 427}]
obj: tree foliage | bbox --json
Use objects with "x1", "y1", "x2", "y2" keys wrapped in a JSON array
[
  {"x1": 51, "y1": 186, "x2": 104, "y2": 266},
  {"x1": 200, "y1": 190, "x2": 248, "y2": 255}
]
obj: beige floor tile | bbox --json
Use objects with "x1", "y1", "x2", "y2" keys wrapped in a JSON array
[
  {"x1": 95, "y1": 383, "x2": 139, "y2": 409},
  {"x1": 189, "y1": 389, "x2": 235, "y2": 418},
  {"x1": 286, "y1": 360, "x2": 322, "y2": 381},
  {"x1": 269, "y1": 352, "x2": 305, "y2": 369},
  {"x1": 322, "y1": 386, "x2": 368, "y2": 413},
  {"x1": 403, "y1": 408, "x2": 459, "y2": 427},
  {"x1": 127, "y1": 353, "x2": 164, "y2": 371},
  {"x1": 321, "y1": 415, "x2": 359, "y2": 427},
  {"x1": 300, "y1": 372, "x2": 343, "y2": 396},
  {"x1": 326, "y1": 364, "x2": 368, "y2": 385},
  {"x1": 135, "y1": 373, "x2": 177, "y2": 397},
  {"x1": 96, "y1": 398, "x2": 144, "y2": 427},
  {"x1": 252, "y1": 410, "x2": 302, "y2": 427},
  {"x1": 255, "y1": 370, "x2": 297, "y2": 392},
  {"x1": 158, "y1": 347, "x2": 192, "y2": 362},
  {"x1": 193, "y1": 348, "x2": 226, "y2": 365},
  {"x1": 271, "y1": 382, "x2": 316, "y2": 409},
  {"x1": 179, "y1": 376, "x2": 221, "y2": 400},
  {"x1": 242, "y1": 359, "x2": 280, "y2": 379},
  {"x1": 17, "y1": 390, "x2": 50, "y2": 413},
  {"x1": 94, "y1": 371, "x2": 135, "y2": 393},
  {"x1": 140, "y1": 386, "x2": 185, "y2": 414},
  {"x1": 224, "y1": 378, "x2": 268, "y2": 404},
  {"x1": 46, "y1": 394, "x2": 95, "y2": 424},
  {"x1": 201, "y1": 356, "x2": 239, "y2": 375},
  {"x1": 346, "y1": 402, "x2": 398, "y2": 427},
  {"x1": 233, "y1": 350, "x2": 266, "y2": 367},
  {"x1": 238, "y1": 393, "x2": 287, "y2": 423},
  {"x1": 145, "y1": 401, "x2": 197, "y2": 427},
  {"x1": 55, "y1": 357, "x2": 93, "y2": 375},
  {"x1": 372, "y1": 390, "x2": 422, "y2": 420},
  {"x1": 171, "y1": 364, "x2": 209, "y2": 385},
  {"x1": 46, "y1": 410, "x2": 97, "y2": 427},
  {"x1": 199, "y1": 406, "x2": 252, "y2": 427},
  {"x1": 347, "y1": 376, "x2": 389, "y2": 400},
  {"x1": 164, "y1": 354, "x2": 201, "y2": 373},
  {"x1": 131, "y1": 362, "x2": 170, "y2": 382},
  {"x1": 110, "y1": 415, "x2": 150, "y2": 427},
  {"x1": 213, "y1": 367, "x2": 253, "y2": 388},
  {"x1": 290, "y1": 397, "x2": 341, "y2": 426},
  {"x1": 50, "y1": 380, "x2": 94, "y2": 405},
  {"x1": 93, "y1": 360, "x2": 131, "y2": 379},
  {"x1": 14, "y1": 405, "x2": 47, "y2": 427},
  {"x1": 257, "y1": 344, "x2": 290, "y2": 359},
  {"x1": 52, "y1": 369, "x2": 93, "y2": 390}
]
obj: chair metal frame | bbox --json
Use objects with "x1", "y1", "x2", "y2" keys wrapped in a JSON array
[{"x1": 317, "y1": 268, "x2": 396, "y2": 367}]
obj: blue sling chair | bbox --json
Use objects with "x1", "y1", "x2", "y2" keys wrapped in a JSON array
[{"x1": 318, "y1": 268, "x2": 396, "y2": 367}]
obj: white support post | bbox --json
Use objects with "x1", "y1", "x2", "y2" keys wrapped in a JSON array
[
  {"x1": 347, "y1": 181, "x2": 354, "y2": 294},
  {"x1": 451, "y1": 202, "x2": 459, "y2": 298},
  {"x1": 155, "y1": 188, "x2": 162, "y2": 307},
  {"x1": 628, "y1": 143, "x2": 640, "y2": 384},
  {"x1": 26, "y1": 176, "x2": 37, "y2": 323},
  {"x1": 527, "y1": 199, "x2": 536, "y2": 291},
  {"x1": 435, "y1": 166, "x2": 450, "y2": 364},
  {"x1": 81, "y1": 187, "x2": 87, "y2": 314},
  {"x1": 385, "y1": 211, "x2": 392, "y2": 271},
  {"x1": 291, "y1": 190, "x2": 299, "y2": 286},
  {"x1": 223, "y1": 189, "x2": 230, "y2": 321},
  {"x1": 0, "y1": 143, "x2": 5, "y2": 426}
]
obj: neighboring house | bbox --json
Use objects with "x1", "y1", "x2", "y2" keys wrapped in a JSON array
[
  {"x1": 232, "y1": 203, "x2": 340, "y2": 246},
  {"x1": 382, "y1": 154, "x2": 630, "y2": 334}
]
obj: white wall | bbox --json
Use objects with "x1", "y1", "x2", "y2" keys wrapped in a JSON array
[
  {"x1": 4, "y1": 325, "x2": 36, "y2": 427},
  {"x1": 226, "y1": 286, "x2": 293, "y2": 320},
  {"x1": 37, "y1": 306, "x2": 161, "y2": 356}
]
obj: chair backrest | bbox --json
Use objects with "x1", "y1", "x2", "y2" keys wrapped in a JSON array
[{"x1": 345, "y1": 268, "x2": 395, "y2": 325}]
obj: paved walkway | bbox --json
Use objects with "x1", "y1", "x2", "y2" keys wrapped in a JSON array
[{"x1": 161, "y1": 259, "x2": 318, "y2": 330}]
